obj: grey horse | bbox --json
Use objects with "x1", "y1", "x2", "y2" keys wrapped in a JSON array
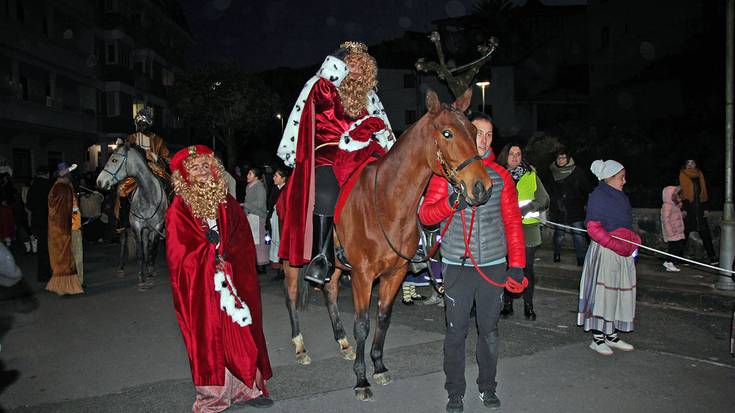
[{"x1": 97, "y1": 142, "x2": 168, "y2": 291}]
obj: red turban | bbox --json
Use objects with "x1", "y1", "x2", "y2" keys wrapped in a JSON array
[{"x1": 170, "y1": 145, "x2": 214, "y2": 182}]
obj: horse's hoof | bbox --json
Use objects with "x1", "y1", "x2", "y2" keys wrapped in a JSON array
[
  {"x1": 340, "y1": 346, "x2": 356, "y2": 360},
  {"x1": 354, "y1": 387, "x2": 373, "y2": 401},
  {"x1": 295, "y1": 352, "x2": 311, "y2": 365},
  {"x1": 372, "y1": 371, "x2": 392, "y2": 386}
]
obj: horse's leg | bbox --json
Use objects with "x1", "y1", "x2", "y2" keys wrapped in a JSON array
[
  {"x1": 351, "y1": 270, "x2": 373, "y2": 401},
  {"x1": 135, "y1": 228, "x2": 147, "y2": 291},
  {"x1": 322, "y1": 268, "x2": 355, "y2": 360},
  {"x1": 283, "y1": 261, "x2": 311, "y2": 365},
  {"x1": 371, "y1": 269, "x2": 406, "y2": 386},
  {"x1": 117, "y1": 230, "x2": 127, "y2": 277},
  {"x1": 146, "y1": 232, "x2": 159, "y2": 285}
]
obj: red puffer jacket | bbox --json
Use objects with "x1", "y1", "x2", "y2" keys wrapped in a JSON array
[{"x1": 419, "y1": 154, "x2": 526, "y2": 269}]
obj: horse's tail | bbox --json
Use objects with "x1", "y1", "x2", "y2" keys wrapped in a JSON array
[{"x1": 296, "y1": 267, "x2": 311, "y2": 311}]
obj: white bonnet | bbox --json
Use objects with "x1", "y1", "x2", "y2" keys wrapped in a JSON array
[{"x1": 590, "y1": 159, "x2": 624, "y2": 181}]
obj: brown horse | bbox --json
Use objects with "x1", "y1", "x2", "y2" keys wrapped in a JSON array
[
  {"x1": 280, "y1": 89, "x2": 492, "y2": 400},
  {"x1": 339, "y1": 88, "x2": 491, "y2": 400}
]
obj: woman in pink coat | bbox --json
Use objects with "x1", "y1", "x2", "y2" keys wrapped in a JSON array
[{"x1": 660, "y1": 186, "x2": 686, "y2": 272}]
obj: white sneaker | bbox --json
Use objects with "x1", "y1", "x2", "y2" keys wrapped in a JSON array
[
  {"x1": 605, "y1": 336, "x2": 634, "y2": 351},
  {"x1": 589, "y1": 340, "x2": 614, "y2": 356},
  {"x1": 663, "y1": 262, "x2": 681, "y2": 272}
]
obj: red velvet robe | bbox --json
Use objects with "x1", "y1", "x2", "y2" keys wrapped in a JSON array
[
  {"x1": 166, "y1": 195, "x2": 272, "y2": 387},
  {"x1": 278, "y1": 78, "x2": 364, "y2": 266}
]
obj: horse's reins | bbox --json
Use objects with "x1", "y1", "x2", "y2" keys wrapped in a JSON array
[{"x1": 99, "y1": 150, "x2": 129, "y2": 185}]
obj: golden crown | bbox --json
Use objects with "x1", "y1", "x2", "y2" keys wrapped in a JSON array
[{"x1": 340, "y1": 41, "x2": 368, "y2": 54}]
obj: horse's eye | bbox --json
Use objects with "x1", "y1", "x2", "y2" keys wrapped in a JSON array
[
  {"x1": 112, "y1": 159, "x2": 117, "y2": 163},
  {"x1": 442, "y1": 130, "x2": 453, "y2": 139}
]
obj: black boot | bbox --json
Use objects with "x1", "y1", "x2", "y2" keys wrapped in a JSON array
[
  {"x1": 303, "y1": 214, "x2": 334, "y2": 285},
  {"x1": 524, "y1": 302, "x2": 536, "y2": 321},
  {"x1": 553, "y1": 253, "x2": 561, "y2": 263},
  {"x1": 500, "y1": 298, "x2": 513, "y2": 318}
]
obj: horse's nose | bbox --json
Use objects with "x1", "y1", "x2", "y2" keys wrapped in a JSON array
[{"x1": 472, "y1": 180, "x2": 491, "y2": 204}]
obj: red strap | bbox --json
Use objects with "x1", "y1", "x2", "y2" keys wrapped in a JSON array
[
  {"x1": 458, "y1": 208, "x2": 528, "y2": 291},
  {"x1": 334, "y1": 156, "x2": 379, "y2": 225}
]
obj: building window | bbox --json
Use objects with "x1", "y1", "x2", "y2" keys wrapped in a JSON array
[
  {"x1": 403, "y1": 74, "x2": 416, "y2": 88},
  {"x1": 106, "y1": 42, "x2": 118, "y2": 64},
  {"x1": 132, "y1": 101, "x2": 152, "y2": 119},
  {"x1": 162, "y1": 69, "x2": 175, "y2": 86},
  {"x1": 134, "y1": 58, "x2": 146, "y2": 74},
  {"x1": 600, "y1": 26, "x2": 609, "y2": 49},
  {"x1": 106, "y1": 91, "x2": 120, "y2": 117},
  {"x1": 405, "y1": 110, "x2": 417, "y2": 124}
]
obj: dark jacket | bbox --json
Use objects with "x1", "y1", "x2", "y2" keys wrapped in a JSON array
[
  {"x1": 548, "y1": 164, "x2": 593, "y2": 224},
  {"x1": 26, "y1": 175, "x2": 53, "y2": 230}
]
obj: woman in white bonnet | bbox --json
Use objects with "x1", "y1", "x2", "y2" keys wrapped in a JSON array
[{"x1": 577, "y1": 159, "x2": 641, "y2": 356}]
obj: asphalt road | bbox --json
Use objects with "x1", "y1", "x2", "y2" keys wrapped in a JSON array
[{"x1": 1, "y1": 242, "x2": 734, "y2": 412}]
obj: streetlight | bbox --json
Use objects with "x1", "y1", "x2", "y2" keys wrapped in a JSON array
[
  {"x1": 475, "y1": 81, "x2": 490, "y2": 113},
  {"x1": 716, "y1": 0, "x2": 734, "y2": 290},
  {"x1": 275, "y1": 113, "x2": 284, "y2": 134}
]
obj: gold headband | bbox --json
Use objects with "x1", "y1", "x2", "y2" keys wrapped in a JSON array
[{"x1": 340, "y1": 41, "x2": 368, "y2": 54}]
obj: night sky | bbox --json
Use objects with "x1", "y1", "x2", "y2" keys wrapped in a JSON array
[{"x1": 181, "y1": 0, "x2": 584, "y2": 72}]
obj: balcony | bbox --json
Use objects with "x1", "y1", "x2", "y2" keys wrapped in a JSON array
[{"x1": 0, "y1": 95, "x2": 97, "y2": 135}]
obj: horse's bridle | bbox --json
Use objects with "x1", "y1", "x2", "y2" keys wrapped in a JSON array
[
  {"x1": 435, "y1": 145, "x2": 482, "y2": 194},
  {"x1": 100, "y1": 150, "x2": 129, "y2": 186}
]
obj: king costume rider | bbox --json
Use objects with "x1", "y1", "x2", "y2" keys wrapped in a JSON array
[{"x1": 276, "y1": 41, "x2": 394, "y2": 284}]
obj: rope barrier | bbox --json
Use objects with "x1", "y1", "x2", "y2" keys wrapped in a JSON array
[{"x1": 539, "y1": 219, "x2": 735, "y2": 275}]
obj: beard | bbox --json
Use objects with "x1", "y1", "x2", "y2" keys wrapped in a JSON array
[{"x1": 172, "y1": 162, "x2": 228, "y2": 220}]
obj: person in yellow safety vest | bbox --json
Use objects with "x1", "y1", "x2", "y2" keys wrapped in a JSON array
[{"x1": 497, "y1": 143, "x2": 549, "y2": 320}]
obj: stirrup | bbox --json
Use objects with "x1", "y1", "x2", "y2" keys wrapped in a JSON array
[{"x1": 304, "y1": 254, "x2": 331, "y2": 284}]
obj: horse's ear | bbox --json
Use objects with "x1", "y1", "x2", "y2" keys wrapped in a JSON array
[
  {"x1": 425, "y1": 89, "x2": 440, "y2": 115},
  {"x1": 452, "y1": 88, "x2": 473, "y2": 113}
]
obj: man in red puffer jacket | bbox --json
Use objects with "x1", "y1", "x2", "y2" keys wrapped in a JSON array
[{"x1": 419, "y1": 113, "x2": 525, "y2": 412}]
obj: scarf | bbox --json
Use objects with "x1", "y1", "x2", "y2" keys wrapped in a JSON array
[
  {"x1": 585, "y1": 181, "x2": 632, "y2": 232},
  {"x1": 549, "y1": 157, "x2": 576, "y2": 181},
  {"x1": 509, "y1": 164, "x2": 527, "y2": 183},
  {"x1": 679, "y1": 168, "x2": 708, "y2": 203}
]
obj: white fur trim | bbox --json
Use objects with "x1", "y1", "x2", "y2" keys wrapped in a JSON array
[
  {"x1": 338, "y1": 116, "x2": 395, "y2": 152},
  {"x1": 277, "y1": 56, "x2": 349, "y2": 167},
  {"x1": 214, "y1": 270, "x2": 252, "y2": 327}
]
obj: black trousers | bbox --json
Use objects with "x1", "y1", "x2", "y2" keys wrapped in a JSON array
[
  {"x1": 443, "y1": 263, "x2": 505, "y2": 398},
  {"x1": 683, "y1": 203, "x2": 717, "y2": 261},
  {"x1": 504, "y1": 246, "x2": 537, "y2": 305},
  {"x1": 667, "y1": 240, "x2": 685, "y2": 264}
]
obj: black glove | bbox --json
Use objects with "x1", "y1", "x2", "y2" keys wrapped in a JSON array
[
  {"x1": 264, "y1": 220, "x2": 272, "y2": 235},
  {"x1": 447, "y1": 191, "x2": 468, "y2": 210},
  {"x1": 520, "y1": 204, "x2": 534, "y2": 217},
  {"x1": 507, "y1": 267, "x2": 524, "y2": 283}
]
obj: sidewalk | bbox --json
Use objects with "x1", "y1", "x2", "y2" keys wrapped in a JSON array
[{"x1": 533, "y1": 245, "x2": 735, "y2": 313}]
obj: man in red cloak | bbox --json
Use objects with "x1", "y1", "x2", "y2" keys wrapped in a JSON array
[
  {"x1": 165, "y1": 145, "x2": 273, "y2": 412},
  {"x1": 276, "y1": 41, "x2": 395, "y2": 285}
]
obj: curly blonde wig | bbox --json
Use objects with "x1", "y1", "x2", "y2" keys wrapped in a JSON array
[
  {"x1": 339, "y1": 52, "x2": 378, "y2": 119},
  {"x1": 172, "y1": 155, "x2": 228, "y2": 220}
]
